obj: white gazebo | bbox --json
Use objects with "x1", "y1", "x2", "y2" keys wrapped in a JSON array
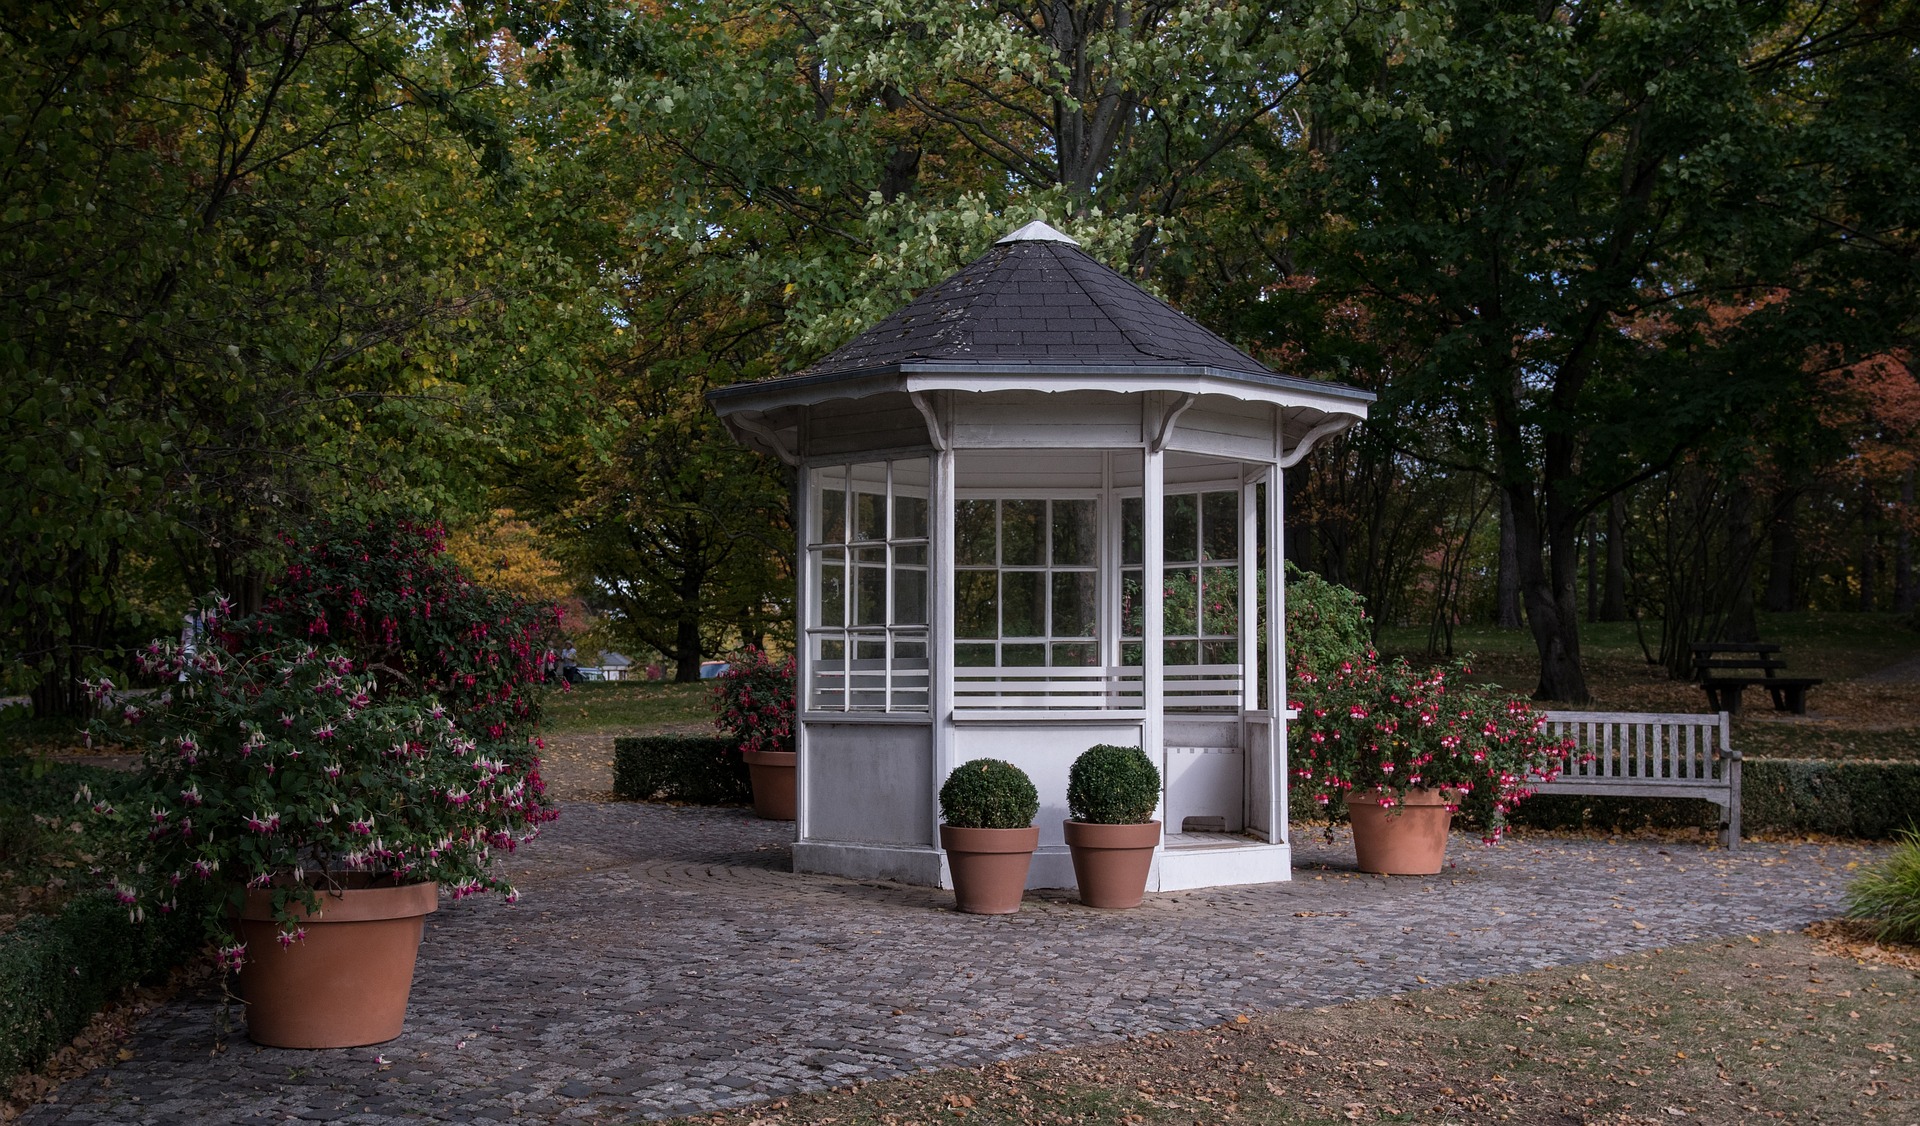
[{"x1": 709, "y1": 222, "x2": 1371, "y2": 892}]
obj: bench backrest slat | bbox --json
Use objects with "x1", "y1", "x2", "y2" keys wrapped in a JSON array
[{"x1": 1542, "y1": 710, "x2": 1733, "y2": 782}]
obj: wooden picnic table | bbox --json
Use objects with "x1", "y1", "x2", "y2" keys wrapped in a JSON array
[{"x1": 1688, "y1": 642, "x2": 1821, "y2": 715}]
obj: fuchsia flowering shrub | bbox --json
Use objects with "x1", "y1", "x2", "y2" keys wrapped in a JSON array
[
  {"x1": 1289, "y1": 655, "x2": 1576, "y2": 842},
  {"x1": 711, "y1": 647, "x2": 795, "y2": 755},
  {"x1": 87, "y1": 515, "x2": 561, "y2": 965}
]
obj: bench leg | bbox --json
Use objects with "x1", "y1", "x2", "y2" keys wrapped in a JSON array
[{"x1": 1702, "y1": 684, "x2": 1744, "y2": 715}]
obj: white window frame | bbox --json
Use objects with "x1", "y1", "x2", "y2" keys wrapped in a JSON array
[{"x1": 805, "y1": 458, "x2": 931, "y2": 713}]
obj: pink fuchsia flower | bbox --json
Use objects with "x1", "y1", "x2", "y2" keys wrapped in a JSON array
[
  {"x1": 217, "y1": 943, "x2": 247, "y2": 971},
  {"x1": 245, "y1": 812, "x2": 282, "y2": 834},
  {"x1": 276, "y1": 927, "x2": 307, "y2": 949}
]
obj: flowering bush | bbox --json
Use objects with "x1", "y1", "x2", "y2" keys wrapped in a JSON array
[
  {"x1": 1288, "y1": 655, "x2": 1574, "y2": 841},
  {"x1": 712, "y1": 647, "x2": 795, "y2": 755},
  {"x1": 83, "y1": 514, "x2": 562, "y2": 966},
  {"x1": 87, "y1": 641, "x2": 550, "y2": 966}
]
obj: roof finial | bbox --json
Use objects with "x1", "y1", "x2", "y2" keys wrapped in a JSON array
[{"x1": 996, "y1": 220, "x2": 1080, "y2": 246}]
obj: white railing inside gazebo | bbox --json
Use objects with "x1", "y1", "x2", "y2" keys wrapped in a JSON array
[{"x1": 949, "y1": 664, "x2": 1243, "y2": 713}]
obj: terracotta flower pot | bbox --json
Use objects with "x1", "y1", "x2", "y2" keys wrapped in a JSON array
[
  {"x1": 237, "y1": 881, "x2": 439, "y2": 1048},
  {"x1": 939, "y1": 824, "x2": 1039, "y2": 914},
  {"x1": 742, "y1": 749, "x2": 797, "y2": 820},
  {"x1": 1063, "y1": 820, "x2": 1161, "y2": 909},
  {"x1": 1348, "y1": 787, "x2": 1456, "y2": 875}
]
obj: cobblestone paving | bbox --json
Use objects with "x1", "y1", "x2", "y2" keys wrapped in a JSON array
[{"x1": 28, "y1": 803, "x2": 1878, "y2": 1124}]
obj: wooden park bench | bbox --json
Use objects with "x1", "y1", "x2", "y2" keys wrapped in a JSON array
[
  {"x1": 1536, "y1": 710, "x2": 1740, "y2": 848},
  {"x1": 1688, "y1": 642, "x2": 1822, "y2": 715}
]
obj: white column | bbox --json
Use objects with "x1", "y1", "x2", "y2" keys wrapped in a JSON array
[
  {"x1": 1142, "y1": 435, "x2": 1166, "y2": 827},
  {"x1": 1240, "y1": 470, "x2": 1260, "y2": 837},
  {"x1": 930, "y1": 444, "x2": 957, "y2": 868},
  {"x1": 1266, "y1": 460, "x2": 1287, "y2": 845},
  {"x1": 793, "y1": 462, "x2": 813, "y2": 843}
]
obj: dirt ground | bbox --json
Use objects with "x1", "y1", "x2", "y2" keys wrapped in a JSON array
[{"x1": 672, "y1": 930, "x2": 1917, "y2": 1126}]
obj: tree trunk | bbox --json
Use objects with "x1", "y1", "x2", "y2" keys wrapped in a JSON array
[
  {"x1": 1506, "y1": 482, "x2": 1590, "y2": 702},
  {"x1": 1495, "y1": 492, "x2": 1524, "y2": 629},
  {"x1": 1600, "y1": 493, "x2": 1628, "y2": 620},
  {"x1": 1764, "y1": 487, "x2": 1799, "y2": 612},
  {"x1": 1585, "y1": 513, "x2": 1598, "y2": 622},
  {"x1": 674, "y1": 612, "x2": 702, "y2": 683},
  {"x1": 1860, "y1": 485, "x2": 1879, "y2": 612},
  {"x1": 1896, "y1": 468, "x2": 1916, "y2": 615},
  {"x1": 1724, "y1": 482, "x2": 1758, "y2": 642}
]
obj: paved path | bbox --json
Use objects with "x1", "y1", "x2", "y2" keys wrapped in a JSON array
[{"x1": 27, "y1": 804, "x2": 1878, "y2": 1125}]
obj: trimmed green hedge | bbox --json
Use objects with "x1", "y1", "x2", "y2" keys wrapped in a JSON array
[
  {"x1": 612, "y1": 735, "x2": 749, "y2": 804},
  {"x1": 0, "y1": 890, "x2": 200, "y2": 1084},
  {"x1": 1507, "y1": 758, "x2": 1920, "y2": 839}
]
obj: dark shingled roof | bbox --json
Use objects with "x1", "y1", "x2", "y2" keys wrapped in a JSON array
[{"x1": 793, "y1": 232, "x2": 1277, "y2": 380}]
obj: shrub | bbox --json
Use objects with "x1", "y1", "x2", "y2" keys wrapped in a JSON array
[
  {"x1": 940, "y1": 759, "x2": 1039, "y2": 829},
  {"x1": 1284, "y1": 562, "x2": 1374, "y2": 682},
  {"x1": 712, "y1": 647, "x2": 795, "y2": 755},
  {"x1": 1067, "y1": 745, "x2": 1161, "y2": 825},
  {"x1": 1288, "y1": 655, "x2": 1571, "y2": 842},
  {"x1": 1742, "y1": 759, "x2": 1920, "y2": 838},
  {"x1": 612, "y1": 736, "x2": 750, "y2": 804},
  {"x1": 0, "y1": 889, "x2": 199, "y2": 1085},
  {"x1": 1846, "y1": 827, "x2": 1920, "y2": 946}
]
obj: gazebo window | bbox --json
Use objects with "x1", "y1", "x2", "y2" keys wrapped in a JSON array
[
  {"x1": 807, "y1": 459, "x2": 929, "y2": 712},
  {"x1": 1122, "y1": 488, "x2": 1244, "y2": 711},
  {"x1": 953, "y1": 497, "x2": 1099, "y2": 667}
]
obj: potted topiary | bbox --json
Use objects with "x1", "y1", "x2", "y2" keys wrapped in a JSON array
[
  {"x1": 938, "y1": 759, "x2": 1040, "y2": 914},
  {"x1": 1063, "y1": 744, "x2": 1162, "y2": 908},
  {"x1": 713, "y1": 647, "x2": 797, "y2": 820},
  {"x1": 1289, "y1": 655, "x2": 1571, "y2": 874},
  {"x1": 88, "y1": 515, "x2": 561, "y2": 1048}
]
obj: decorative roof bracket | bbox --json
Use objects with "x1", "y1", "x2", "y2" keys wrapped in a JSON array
[
  {"x1": 727, "y1": 412, "x2": 798, "y2": 467},
  {"x1": 909, "y1": 391, "x2": 949, "y2": 452},
  {"x1": 1278, "y1": 417, "x2": 1356, "y2": 469},
  {"x1": 1150, "y1": 393, "x2": 1198, "y2": 453}
]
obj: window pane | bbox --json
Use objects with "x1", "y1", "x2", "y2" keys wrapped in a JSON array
[
  {"x1": 1121, "y1": 496, "x2": 1143, "y2": 566},
  {"x1": 955, "y1": 642, "x2": 996, "y2": 667},
  {"x1": 855, "y1": 635, "x2": 888, "y2": 662},
  {"x1": 1001, "y1": 500, "x2": 1043, "y2": 566},
  {"x1": 1121, "y1": 641, "x2": 1143, "y2": 667},
  {"x1": 955, "y1": 571, "x2": 998, "y2": 638},
  {"x1": 1165, "y1": 640, "x2": 1199, "y2": 667},
  {"x1": 894, "y1": 636, "x2": 928, "y2": 662},
  {"x1": 1051, "y1": 499, "x2": 1096, "y2": 566},
  {"x1": 1052, "y1": 642, "x2": 1098, "y2": 667},
  {"x1": 893, "y1": 493, "x2": 927, "y2": 540},
  {"x1": 1202, "y1": 640, "x2": 1240, "y2": 667},
  {"x1": 1202, "y1": 491, "x2": 1238, "y2": 561},
  {"x1": 1051, "y1": 571, "x2": 1095, "y2": 638},
  {"x1": 855, "y1": 490, "x2": 886, "y2": 542},
  {"x1": 1164, "y1": 494, "x2": 1198, "y2": 563},
  {"x1": 1165, "y1": 567, "x2": 1200, "y2": 636},
  {"x1": 818, "y1": 636, "x2": 845, "y2": 663},
  {"x1": 855, "y1": 547, "x2": 887, "y2": 625},
  {"x1": 816, "y1": 476, "x2": 847, "y2": 545},
  {"x1": 1120, "y1": 569, "x2": 1143, "y2": 639},
  {"x1": 1002, "y1": 643, "x2": 1046, "y2": 667},
  {"x1": 816, "y1": 547, "x2": 846, "y2": 627},
  {"x1": 956, "y1": 500, "x2": 996, "y2": 565},
  {"x1": 893, "y1": 565, "x2": 927, "y2": 626},
  {"x1": 1200, "y1": 565, "x2": 1239, "y2": 637},
  {"x1": 1002, "y1": 570, "x2": 1044, "y2": 636}
]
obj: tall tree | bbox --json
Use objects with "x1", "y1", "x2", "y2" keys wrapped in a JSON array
[{"x1": 1283, "y1": 0, "x2": 1920, "y2": 699}]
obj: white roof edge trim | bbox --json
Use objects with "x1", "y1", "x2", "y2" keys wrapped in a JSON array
[
  {"x1": 902, "y1": 372, "x2": 1370, "y2": 421},
  {"x1": 995, "y1": 220, "x2": 1080, "y2": 245}
]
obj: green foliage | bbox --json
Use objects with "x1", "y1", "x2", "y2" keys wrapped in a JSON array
[
  {"x1": 0, "y1": 889, "x2": 200, "y2": 1085},
  {"x1": 1846, "y1": 828, "x2": 1920, "y2": 947},
  {"x1": 611, "y1": 735, "x2": 749, "y2": 805},
  {"x1": 1066, "y1": 745, "x2": 1161, "y2": 825},
  {"x1": 1284, "y1": 563, "x2": 1375, "y2": 684},
  {"x1": 1740, "y1": 759, "x2": 1920, "y2": 840},
  {"x1": 939, "y1": 759, "x2": 1040, "y2": 830},
  {"x1": 2, "y1": 1, "x2": 604, "y2": 715}
]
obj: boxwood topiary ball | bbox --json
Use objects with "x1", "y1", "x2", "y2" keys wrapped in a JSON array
[
  {"x1": 939, "y1": 758, "x2": 1040, "y2": 830},
  {"x1": 1067, "y1": 744, "x2": 1161, "y2": 825}
]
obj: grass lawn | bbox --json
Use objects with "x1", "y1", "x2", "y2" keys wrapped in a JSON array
[
  {"x1": 543, "y1": 679, "x2": 712, "y2": 734},
  {"x1": 674, "y1": 931, "x2": 1917, "y2": 1125}
]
